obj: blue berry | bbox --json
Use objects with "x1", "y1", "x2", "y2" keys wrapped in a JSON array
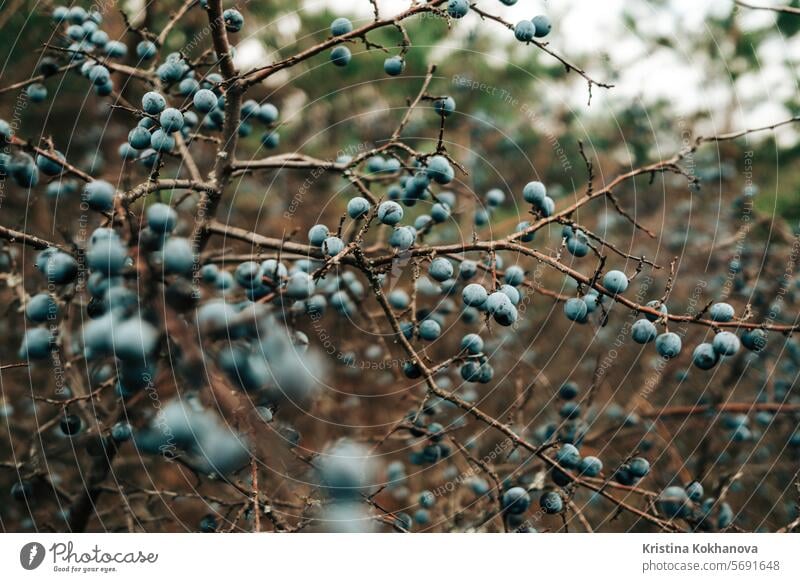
[
  {"x1": 384, "y1": 56, "x2": 405, "y2": 76},
  {"x1": 241, "y1": 99, "x2": 260, "y2": 120},
  {"x1": 0, "y1": 119, "x2": 13, "y2": 143},
  {"x1": 419, "y1": 490, "x2": 436, "y2": 508},
  {"x1": 741, "y1": 329, "x2": 767, "y2": 352},
  {"x1": 566, "y1": 234, "x2": 589, "y2": 257},
  {"x1": 469, "y1": 477, "x2": 490, "y2": 496},
  {"x1": 200, "y1": 264, "x2": 219, "y2": 284},
  {"x1": 712, "y1": 331, "x2": 740, "y2": 356},
  {"x1": 447, "y1": 0, "x2": 470, "y2": 18},
  {"x1": 90, "y1": 30, "x2": 109, "y2": 47},
  {"x1": 486, "y1": 291, "x2": 511, "y2": 314},
  {"x1": 9, "y1": 154, "x2": 39, "y2": 187},
  {"x1": 419, "y1": 319, "x2": 441, "y2": 341},
  {"x1": 389, "y1": 290, "x2": 410, "y2": 310},
  {"x1": 614, "y1": 465, "x2": 637, "y2": 485},
  {"x1": 222, "y1": 9, "x2": 244, "y2": 32},
  {"x1": 161, "y1": 237, "x2": 195, "y2": 275},
  {"x1": 111, "y1": 421, "x2": 133, "y2": 441},
  {"x1": 559, "y1": 381, "x2": 579, "y2": 400},
  {"x1": 644, "y1": 300, "x2": 668, "y2": 321},
  {"x1": 603, "y1": 270, "x2": 628, "y2": 294},
  {"x1": 128, "y1": 126, "x2": 152, "y2": 149},
  {"x1": 717, "y1": 502, "x2": 734, "y2": 529},
  {"x1": 27, "y1": 83, "x2": 48, "y2": 102},
  {"x1": 583, "y1": 290, "x2": 602, "y2": 313},
  {"x1": 52, "y1": 6, "x2": 69, "y2": 22},
  {"x1": 692, "y1": 343, "x2": 718, "y2": 369},
  {"x1": 555, "y1": 443, "x2": 581, "y2": 469},
  {"x1": 199, "y1": 515, "x2": 217, "y2": 533},
  {"x1": 656, "y1": 486, "x2": 690, "y2": 519},
  {"x1": 493, "y1": 301, "x2": 518, "y2": 326},
  {"x1": 142, "y1": 91, "x2": 166, "y2": 115},
  {"x1": 460, "y1": 333, "x2": 484, "y2": 354},
  {"x1": 261, "y1": 259, "x2": 287, "y2": 285},
  {"x1": 42, "y1": 251, "x2": 78, "y2": 284},
  {"x1": 330, "y1": 46, "x2": 352, "y2": 67},
  {"x1": 514, "y1": 20, "x2": 535, "y2": 42},
  {"x1": 67, "y1": 24, "x2": 86, "y2": 41},
  {"x1": 346, "y1": 196, "x2": 370, "y2": 219},
  {"x1": 330, "y1": 17, "x2": 353, "y2": 36},
  {"x1": 159, "y1": 108, "x2": 184, "y2": 133},
  {"x1": 256, "y1": 103, "x2": 278, "y2": 125},
  {"x1": 138, "y1": 148, "x2": 159, "y2": 169},
  {"x1": 105, "y1": 41, "x2": 127, "y2": 58},
  {"x1": 523, "y1": 181, "x2": 546, "y2": 205},
  {"x1": 631, "y1": 319, "x2": 657, "y2": 344},
  {"x1": 323, "y1": 236, "x2": 345, "y2": 257},
  {"x1": 709, "y1": 302, "x2": 735, "y2": 322},
  {"x1": 183, "y1": 111, "x2": 198, "y2": 128},
  {"x1": 83, "y1": 180, "x2": 116, "y2": 212},
  {"x1": 539, "y1": 196, "x2": 555, "y2": 217},
  {"x1": 366, "y1": 156, "x2": 386, "y2": 174},
  {"x1": 686, "y1": 481, "x2": 704, "y2": 502},
  {"x1": 564, "y1": 297, "x2": 588, "y2": 322},
  {"x1": 502, "y1": 487, "x2": 531, "y2": 514},
  {"x1": 60, "y1": 414, "x2": 82, "y2": 436},
  {"x1": 36, "y1": 151, "x2": 65, "y2": 176},
  {"x1": 433, "y1": 96, "x2": 456, "y2": 117},
  {"x1": 378, "y1": 201, "x2": 403, "y2": 225},
  {"x1": 286, "y1": 272, "x2": 314, "y2": 299},
  {"x1": 539, "y1": 491, "x2": 563, "y2": 514},
  {"x1": 89, "y1": 64, "x2": 110, "y2": 86},
  {"x1": 389, "y1": 226, "x2": 416, "y2": 250},
  {"x1": 260, "y1": 131, "x2": 280, "y2": 149},
  {"x1": 559, "y1": 401, "x2": 581, "y2": 420},
  {"x1": 459, "y1": 260, "x2": 477, "y2": 280},
  {"x1": 150, "y1": 128, "x2": 175, "y2": 152},
  {"x1": 234, "y1": 261, "x2": 260, "y2": 288},
  {"x1": 426, "y1": 155, "x2": 454, "y2": 184},
  {"x1": 532, "y1": 15, "x2": 552, "y2": 38},
  {"x1": 655, "y1": 332, "x2": 682, "y2": 359},
  {"x1": 136, "y1": 40, "x2": 157, "y2": 60},
  {"x1": 516, "y1": 221, "x2": 535, "y2": 243},
  {"x1": 486, "y1": 188, "x2": 505, "y2": 207},
  {"x1": 146, "y1": 203, "x2": 178, "y2": 234},
  {"x1": 67, "y1": 6, "x2": 87, "y2": 23},
  {"x1": 87, "y1": 239, "x2": 128, "y2": 275},
  {"x1": 112, "y1": 317, "x2": 159, "y2": 362},
  {"x1": 26, "y1": 293, "x2": 58, "y2": 323},
  {"x1": 498, "y1": 284, "x2": 524, "y2": 307},
  {"x1": 94, "y1": 80, "x2": 114, "y2": 97},
  {"x1": 462, "y1": 283, "x2": 487, "y2": 308},
  {"x1": 308, "y1": 224, "x2": 329, "y2": 246},
  {"x1": 414, "y1": 509, "x2": 430, "y2": 525},
  {"x1": 628, "y1": 457, "x2": 650, "y2": 478},
  {"x1": 19, "y1": 328, "x2": 53, "y2": 360},
  {"x1": 579, "y1": 456, "x2": 603, "y2": 477},
  {"x1": 46, "y1": 179, "x2": 78, "y2": 198},
  {"x1": 193, "y1": 89, "x2": 217, "y2": 113},
  {"x1": 429, "y1": 258, "x2": 454, "y2": 282},
  {"x1": 157, "y1": 60, "x2": 184, "y2": 83}
]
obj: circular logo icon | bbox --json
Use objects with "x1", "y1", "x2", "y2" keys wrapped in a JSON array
[{"x1": 19, "y1": 542, "x2": 46, "y2": 570}]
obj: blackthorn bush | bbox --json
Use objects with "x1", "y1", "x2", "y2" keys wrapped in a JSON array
[{"x1": 0, "y1": 0, "x2": 797, "y2": 537}]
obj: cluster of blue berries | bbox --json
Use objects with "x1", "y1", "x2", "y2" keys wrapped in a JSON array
[
  {"x1": 514, "y1": 15, "x2": 553, "y2": 42},
  {"x1": 49, "y1": 6, "x2": 128, "y2": 99},
  {"x1": 656, "y1": 483, "x2": 736, "y2": 531}
]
